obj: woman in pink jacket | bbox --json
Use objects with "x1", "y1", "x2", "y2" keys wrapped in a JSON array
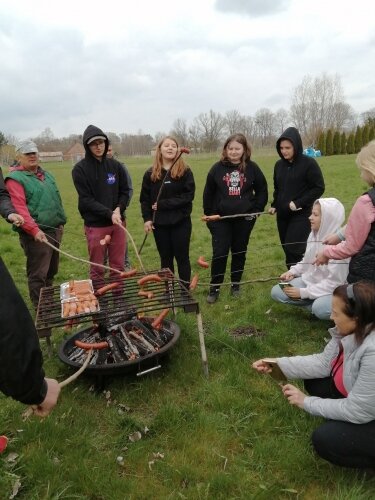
[{"x1": 315, "y1": 140, "x2": 375, "y2": 283}]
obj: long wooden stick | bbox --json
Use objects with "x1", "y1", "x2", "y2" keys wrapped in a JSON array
[
  {"x1": 44, "y1": 241, "x2": 122, "y2": 275},
  {"x1": 202, "y1": 211, "x2": 269, "y2": 222},
  {"x1": 59, "y1": 349, "x2": 94, "y2": 388},
  {"x1": 196, "y1": 312, "x2": 209, "y2": 378}
]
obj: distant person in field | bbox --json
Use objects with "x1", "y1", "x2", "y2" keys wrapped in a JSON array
[
  {"x1": 5, "y1": 140, "x2": 66, "y2": 339},
  {"x1": 271, "y1": 198, "x2": 349, "y2": 320},
  {"x1": 269, "y1": 127, "x2": 325, "y2": 269},
  {"x1": 203, "y1": 133, "x2": 268, "y2": 303},
  {"x1": 315, "y1": 140, "x2": 375, "y2": 284},
  {"x1": 72, "y1": 125, "x2": 130, "y2": 291},
  {"x1": 0, "y1": 257, "x2": 60, "y2": 417},
  {"x1": 106, "y1": 142, "x2": 133, "y2": 270},
  {"x1": 253, "y1": 281, "x2": 375, "y2": 470},
  {"x1": 140, "y1": 136, "x2": 195, "y2": 286}
]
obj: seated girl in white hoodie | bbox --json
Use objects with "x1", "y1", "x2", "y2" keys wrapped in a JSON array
[{"x1": 271, "y1": 198, "x2": 349, "y2": 320}]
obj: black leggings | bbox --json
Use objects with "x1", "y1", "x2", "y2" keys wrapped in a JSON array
[
  {"x1": 277, "y1": 213, "x2": 311, "y2": 269},
  {"x1": 208, "y1": 218, "x2": 256, "y2": 287},
  {"x1": 153, "y1": 218, "x2": 192, "y2": 285},
  {"x1": 304, "y1": 378, "x2": 375, "y2": 469}
]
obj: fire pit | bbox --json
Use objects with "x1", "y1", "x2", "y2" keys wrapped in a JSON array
[
  {"x1": 36, "y1": 268, "x2": 208, "y2": 377},
  {"x1": 58, "y1": 317, "x2": 180, "y2": 378}
]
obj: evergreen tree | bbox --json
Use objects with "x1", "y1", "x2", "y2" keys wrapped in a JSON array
[
  {"x1": 346, "y1": 133, "x2": 355, "y2": 154},
  {"x1": 325, "y1": 129, "x2": 333, "y2": 156},
  {"x1": 340, "y1": 132, "x2": 347, "y2": 154},
  {"x1": 354, "y1": 125, "x2": 363, "y2": 153},
  {"x1": 333, "y1": 131, "x2": 341, "y2": 155},
  {"x1": 369, "y1": 126, "x2": 375, "y2": 142},
  {"x1": 317, "y1": 131, "x2": 326, "y2": 155},
  {"x1": 362, "y1": 124, "x2": 370, "y2": 146}
]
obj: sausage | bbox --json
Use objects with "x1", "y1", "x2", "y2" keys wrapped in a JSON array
[
  {"x1": 99, "y1": 234, "x2": 112, "y2": 246},
  {"x1": 95, "y1": 282, "x2": 121, "y2": 296},
  {"x1": 120, "y1": 269, "x2": 137, "y2": 279},
  {"x1": 189, "y1": 274, "x2": 199, "y2": 290},
  {"x1": 201, "y1": 214, "x2": 221, "y2": 222},
  {"x1": 137, "y1": 274, "x2": 162, "y2": 286},
  {"x1": 151, "y1": 308, "x2": 170, "y2": 329},
  {"x1": 74, "y1": 339, "x2": 109, "y2": 350},
  {"x1": 197, "y1": 256, "x2": 209, "y2": 269},
  {"x1": 138, "y1": 290, "x2": 154, "y2": 299}
]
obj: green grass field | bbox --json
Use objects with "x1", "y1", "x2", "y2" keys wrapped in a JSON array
[{"x1": 1, "y1": 152, "x2": 374, "y2": 499}]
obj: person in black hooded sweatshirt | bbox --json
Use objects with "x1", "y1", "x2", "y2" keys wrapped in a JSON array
[
  {"x1": 203, "y1": 133, "x2": 268, "y2": 303},
  {"x1": 72, "y1": 125, "x2": 130, "y2": 290},
  {"x1": 269, "y1": 127, "x2": 325, "y2": 269}
]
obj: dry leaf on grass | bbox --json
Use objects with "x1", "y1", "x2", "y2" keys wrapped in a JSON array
[
  {"x1": 128, "y1": 431, "x2": 142, "y2": 442},
  {"x1": 9, "y1": 477, "x2": 22, "y2": 499}
]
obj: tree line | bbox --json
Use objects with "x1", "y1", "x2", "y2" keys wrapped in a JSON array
[{"x1": 1, "y1": 73, "x2": 374, "y2": 159}]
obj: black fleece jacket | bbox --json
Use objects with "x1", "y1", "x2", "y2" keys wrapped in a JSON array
[
  {"x1": 72, "y1": 125, "x2": 130, "y2": 227},
  {"x1": 140, "y1": 167, "x2": 195, "y2": 225},
  {"x1": 203, "y1": 160, "x2": 268, "y2": 216},
  {"x1": 0, "y1": 258, "x2": 47, "y2": 405},
  {"x1": 271, "y1": 127, "x2": 325, "y2": 218},
  {"x1": 0, "y1": 168, "x2": 16, "y2": 221}
]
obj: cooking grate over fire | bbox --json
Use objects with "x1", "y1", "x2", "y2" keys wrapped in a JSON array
[{"x1": 35, "y1": 268, "x2": 199, "y2": 331}]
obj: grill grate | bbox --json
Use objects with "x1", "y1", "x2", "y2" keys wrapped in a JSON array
[{"x1": 35, "y1": 268, "x2": 199, "y2": 331}]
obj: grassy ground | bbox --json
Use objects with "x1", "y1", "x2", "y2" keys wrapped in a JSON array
[{"x1": 1, "y1": 152, "x2": 374, "y2": 499}]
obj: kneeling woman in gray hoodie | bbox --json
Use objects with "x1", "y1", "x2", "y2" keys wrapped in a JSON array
[{"x1": 253, "y1": 281, "x2": 375, "y2": 470}]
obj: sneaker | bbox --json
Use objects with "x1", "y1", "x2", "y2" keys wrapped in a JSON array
[
  {"x1": 206, "y1": 289, "x2": 219, "y2": 304},
  {"x1": 231, "y1": 285, "x2": 240, "y2": 297}
]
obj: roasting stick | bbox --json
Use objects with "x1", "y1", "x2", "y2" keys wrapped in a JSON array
[
  {"x1": 201, "y1": 211, "x2": 269, "y2": 222},
  {"x1": 23, "y1": 349, "x2": 94, "y2": 418},
  {"x1": 59, "y1": 348, "x2": 94, "y2": 388},
  {"x1": 43, "y1": 241, "x2": 123, "y2": 275},
  {"x1": 196, "y1": 312, "x2": 209, "y2": 378},
  {"x1": 119, "y1": 224, "x2": 146, "y2": 274}
]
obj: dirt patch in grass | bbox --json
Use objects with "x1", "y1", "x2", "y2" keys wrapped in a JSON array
[{"x1": 229, "y1": 325, "x2": 266, "y2": 339}]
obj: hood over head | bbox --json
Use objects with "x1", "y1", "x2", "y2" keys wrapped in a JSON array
[
  {"x1": 276, "y1": 127, "x2": 303, "y2": 160},
  {"x1": 82, "y1": 125, "x2": 109, "y2": 158},
  {"x1": 314, "y1": 197, "x2": 345, "y2": 240}
]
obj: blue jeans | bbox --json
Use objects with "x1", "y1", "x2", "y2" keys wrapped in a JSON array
[{"x1": 271, "y1": 277, "x2": 332, "y2": 320}]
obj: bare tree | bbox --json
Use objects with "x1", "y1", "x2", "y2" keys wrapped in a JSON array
[
  {"x1": 290, "y1": 73, "x2": 351, "y2": 143},
  {"x1": 361, "y1": 107, "x2": 375, "y2": 126},
  {"x1": 170, "y1": 118, "x2": 189, "y2": 146},
  {"x1": 254, "y1": 108, "x2": 275, "y2": 146},
  {"x1": 187, "y1": 123, "x2": 201, "y2": 152},
  {"x1": 195, "y1": 110, "x2": 225, "y2": 152},
  {"x1": 274, "y1": 108, "x2": 289, "y2": 135},
  {"x1": 224, "y1": 109, "x2": 243, "y2": 135}
]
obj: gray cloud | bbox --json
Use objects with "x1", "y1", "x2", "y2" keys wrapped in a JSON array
[{"x1": 215, "y1": 0, "x2": 291, "y2": 17}]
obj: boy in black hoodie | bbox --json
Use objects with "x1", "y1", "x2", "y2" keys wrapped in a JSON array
[
  {"x1": 269, "y1": 127, "x2": 325, "y2": 269},
  {"x1": 72, "y1": 125, "x2": 130, "y2": 290}
]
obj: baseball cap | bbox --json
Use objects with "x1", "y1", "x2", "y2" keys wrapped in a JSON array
[
  {"x1": 87, "y1": 135, "x2": 106, "y2": 145},
  {"x1": 16, "y1": 140, "x2": 39, "y2": 154}
]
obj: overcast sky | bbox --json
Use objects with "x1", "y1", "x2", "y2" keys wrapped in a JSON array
[{"x1": 0, "y1": 0, "x2": 374, "y2": 140}]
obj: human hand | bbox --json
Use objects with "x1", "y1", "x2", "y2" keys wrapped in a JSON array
[
  {"x1": 280, "y1": 271, "x2": 294, "y2": 281},
  {"x1": 283, "y1": 286, "x2": 301, "y2": 300},
  {"x1": 34, "y1": 230, "x2": 48, "y2": 243},
  {"x1": 111, "y1": 208, "x2": 122, "y2": 225},
  {"x1": 289, "y1": 201, "x2": 300, "y2": 211},
  {"x1": 252, "y1": 359, "x2": 275, "y2": 374},
  {"x1": 144, "y1": 221, "x2": 154, "y2": 233},
  {"x1": 8, "y1": 213, "x2": 24, "y2": 226},
  {"x1": 32, "y1": 378, "x2": 61, "y2": 417},
  {"x1": 314, "y1": 250, "x2": 329, "y2": 266},
  {"x1": 268, "y1": 207, "x2": 276, "y2": 215},
  {"x1": 322, "y1": 232, "x2": 340, "y2": 245},
  {"x1": 281, "y1": 383, "x2": 306, "y2": 409}
]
